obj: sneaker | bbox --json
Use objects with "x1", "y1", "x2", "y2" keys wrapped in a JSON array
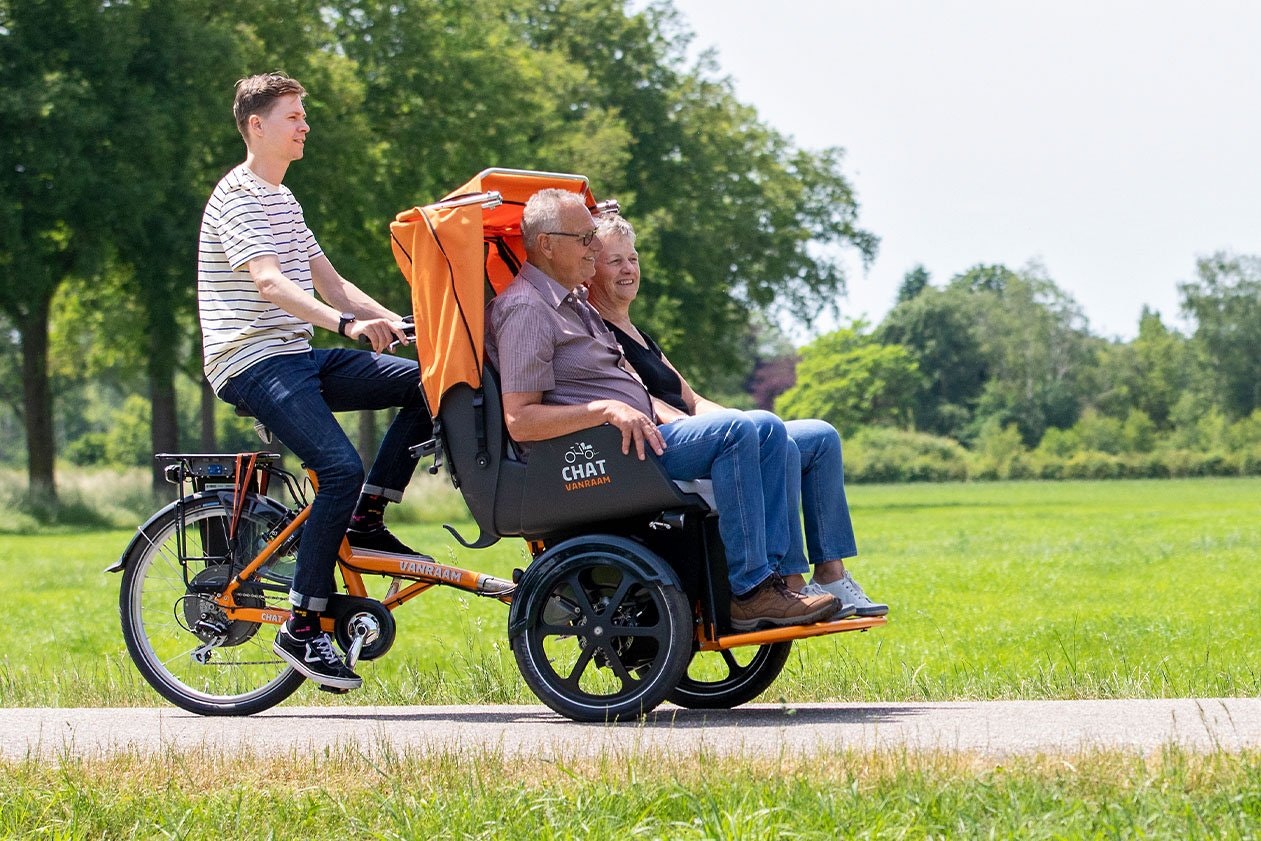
[
  {"x1": 273, "y1": 623, "x2": 363, "y2": 690},
  {"x1": 800, "y1": 582, "x2": 860, "y2": 620},
  {"x1": 346, "y1": 524, "x2": 422, "y2": 556},
  {"x1": 808, "y1": 571, "x2": 888, "y2": 617},
  {"x1": 729, "y1": 575, "x2": 839, "y2": 631}
]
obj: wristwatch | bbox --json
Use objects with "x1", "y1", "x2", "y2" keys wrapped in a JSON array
[{"x1": 337, "y1": 312, "x2": 357, "y2": 337}]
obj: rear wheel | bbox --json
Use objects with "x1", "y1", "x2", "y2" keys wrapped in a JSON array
[
  {"x1": 512, "y1": 540, "x2": 692, "y2": 722},
  {"x1": 119, "y1": 494, "x2": 305, "y2": 716},
  {"x1": 667, "y1": 642, "x2": 792, "y2": 709}
]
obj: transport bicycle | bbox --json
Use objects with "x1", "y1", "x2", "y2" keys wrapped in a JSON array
[{"x1": 112, "y1": 169, "x2": 885, "y2": 721}]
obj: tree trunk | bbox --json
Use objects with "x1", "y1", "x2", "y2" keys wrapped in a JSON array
[
  {"x1": 147, "y1": 307, "x2": 182, "y2": 495},
  {"x1": 19, "y1": 300, "x2": 56, "y2": 504},
  {"x1": 150, "y1": 369, "x2": 179, "y2": 495},
  {"x1": 200, "y1": 376, "x2": 217, "y2": 451}
]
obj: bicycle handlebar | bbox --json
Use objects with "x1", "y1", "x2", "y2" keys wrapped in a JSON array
[{"x1": 357, "y1": 314, "x2": 415, "y2": 352}]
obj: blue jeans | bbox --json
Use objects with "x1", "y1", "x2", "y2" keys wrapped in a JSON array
[
  {"x1": 218, "y1": 349, "x2": 432, "y2": 611},
  {"x1": 779, "y1": 419, "x2": 858, "y2": 576},
  {"x1": 657, "y1": 409, "x2": 787, "y2": 595}
]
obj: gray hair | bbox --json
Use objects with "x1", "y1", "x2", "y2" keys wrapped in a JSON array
[
  {"x1": 521, "y1": 189, "x2": 586, "y2": 255},
  {"x1": 595, "y1": 214, "x2": 637, "y2": 244}
]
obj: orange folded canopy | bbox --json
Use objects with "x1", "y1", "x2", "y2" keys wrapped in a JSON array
[{"x1": 390, "y1": 168, "x2": 597, "y2": 415}]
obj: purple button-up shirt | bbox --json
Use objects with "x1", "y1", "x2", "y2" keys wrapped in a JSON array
[{"x1": 486, "y1": 262, "x2": 653, "y2": 418}]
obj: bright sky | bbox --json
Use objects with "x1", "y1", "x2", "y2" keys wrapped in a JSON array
[{"x1": 668, "y1": 0, "x2": 1261, "y2": 340}]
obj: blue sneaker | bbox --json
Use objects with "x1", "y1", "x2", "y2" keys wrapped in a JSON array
[
  {"x1": 800, "y1": 583, "x2": 860, "y2": 620},
  {"x1": 807, "y1": 571, "x2": 888, "y2": 617}
]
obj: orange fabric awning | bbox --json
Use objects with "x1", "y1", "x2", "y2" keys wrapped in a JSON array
[{"x1": 390, "y1": 169, "x2": 596, "y2": 415}]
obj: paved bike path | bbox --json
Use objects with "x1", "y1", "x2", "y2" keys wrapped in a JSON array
[{"x1": 4, "y1": 698, "x2": 1260, "y2": 759}]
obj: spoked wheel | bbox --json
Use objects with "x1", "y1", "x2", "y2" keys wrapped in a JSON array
[
  {"x1": 119, "y1": 493, "x2": 305, "y2": 716},
  {"x1": 667, "y1": 642, "x2": 792, "y2": 710},
  {"x1": 511, "y1": 537, "x2": 692, "y2": 722}
]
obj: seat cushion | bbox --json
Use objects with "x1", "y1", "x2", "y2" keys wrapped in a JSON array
[{"x1": 672, "y1": 478, "x2": 714, "y2": 510}]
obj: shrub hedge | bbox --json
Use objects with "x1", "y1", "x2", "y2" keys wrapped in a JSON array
[{"x1": 843, "y1": 428, "x2": 1261, "y2": 483}]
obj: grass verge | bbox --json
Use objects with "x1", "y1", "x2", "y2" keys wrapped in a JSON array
[
  {"x1": 1, "y1": 477, "x2": 1258, "y2": 707},
  {"x1": 2, "y1": 746, "x2": 1259, "y2": 839}
]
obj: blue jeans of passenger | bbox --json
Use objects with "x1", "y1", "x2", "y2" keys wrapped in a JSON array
[
  {"x1": 218, "y1": 349, "x2": 432, "y2": 611},
  {"x1": 778, "y1": 419, "x2": 858, "y2": 576},
  {"x1": 656, "y1": 409, "x2": 788, "y2": 596}
]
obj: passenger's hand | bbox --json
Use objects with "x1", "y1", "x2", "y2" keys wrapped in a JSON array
[
  {"x1": 349, "y1": 318, "x2": 411, "y2": 353},
  {"x1": 602, "y1": 402, "x2": 665, "y2": 460}
]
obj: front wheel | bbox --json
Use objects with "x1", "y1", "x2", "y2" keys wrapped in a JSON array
[
  {"x1": 667, "y1": 642, "x2": 792, "y2": 709},
  {"x1": 119, "y1": 494, "x2": 305, "y2": 715},
  {"x1": 511, "y1": 539, "x2": 692, "y2": 722}
]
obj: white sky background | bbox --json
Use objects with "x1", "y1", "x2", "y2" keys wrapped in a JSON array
[{"x1": 667, "y1": 0, "x2": 1261, "y2": 341}]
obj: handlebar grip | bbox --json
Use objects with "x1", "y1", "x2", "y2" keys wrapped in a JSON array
[{"x1": 357, "y1": 317, "x2": 416, "y2": 348}]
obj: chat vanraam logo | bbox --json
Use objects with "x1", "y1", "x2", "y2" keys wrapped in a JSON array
[{"x1": 561, "y1": 441, "x2": 611, "y2": 492}]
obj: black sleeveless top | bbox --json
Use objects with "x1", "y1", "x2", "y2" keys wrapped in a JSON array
[{"x1": 605, "y1": 321, "x2": 690, "y2": 414}]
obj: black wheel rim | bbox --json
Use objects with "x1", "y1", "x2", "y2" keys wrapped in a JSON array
[
  {"x1": 679, "y1": 645, "x2": 776, "y2": 693},
  {"x1": 527, "y1": 564, "x2": 673, "y2": 704}
]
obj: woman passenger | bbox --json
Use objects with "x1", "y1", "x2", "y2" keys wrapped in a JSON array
[{"x1": 585, "y1": 214, "x2": 887, "y2": 618}]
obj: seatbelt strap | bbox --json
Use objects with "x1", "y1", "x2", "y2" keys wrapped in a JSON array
[{"x1": 472, "y1": 389, "x2": 490, "y2": 468}]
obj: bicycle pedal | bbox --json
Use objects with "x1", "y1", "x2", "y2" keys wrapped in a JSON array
[{"x1": 317, "y1": 684, "x2": 352, "y2": 695}]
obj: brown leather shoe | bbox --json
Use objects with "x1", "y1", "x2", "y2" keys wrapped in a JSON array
[{"x1": 729, "y1": 575, "x2": 839, "y2": 631}]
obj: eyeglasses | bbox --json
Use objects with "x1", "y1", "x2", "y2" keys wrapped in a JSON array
[{"x1": 545, "y1": 228, "x2": 599, "y2": 247}]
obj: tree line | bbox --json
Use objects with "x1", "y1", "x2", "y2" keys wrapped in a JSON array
[
  {"x1": 0, "y1": 0, "x2": 875, "y2": 502},
  {"x1": 4, "y1": 3, "x2": 1254, "y2": 502},
  {"x1": 773, "y1": 255, "x2": 1261, "y2": 481}
]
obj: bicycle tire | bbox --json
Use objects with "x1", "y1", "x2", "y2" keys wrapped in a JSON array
[
  {"x1": 119, "y1": 493, "x2": 306, "y2": 716},
  {"x1": 667, "y1": 641, "x2": 792, "y2": 710},
  {"x1": 511, "y1": 538, "x2": 692, "y2": 722}
]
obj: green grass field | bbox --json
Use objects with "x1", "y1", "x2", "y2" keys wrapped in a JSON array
[
  {"x1": 2, "y1": 477, "x2": 1258, "y2": 707},
  {"x1": 3, "y1": 477, "x2": 1260, "y2": 838},
  {"x1": 3, "y1": 748, "x2": 1259, "y2": 839}
]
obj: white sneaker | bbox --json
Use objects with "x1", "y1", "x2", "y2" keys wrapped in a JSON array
[
  {"x1": 800, "y1": 583, "x2": 859, "y2": 620},
  {"x1": 808, "y1": 571, "x2": 888, "y2": 617}
]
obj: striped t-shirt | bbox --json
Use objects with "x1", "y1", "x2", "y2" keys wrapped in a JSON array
[{"x1": 197, "y1": 164, "x2": 324, "y2": 392}]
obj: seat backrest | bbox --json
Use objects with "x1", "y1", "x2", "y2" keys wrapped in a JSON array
[{"x1": 438, "y1": 365, "x2": 706, "y2": 542}]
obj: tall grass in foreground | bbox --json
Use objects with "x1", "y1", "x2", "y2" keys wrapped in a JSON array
[
  {"x1": 0, "y1": 466, "x2": 467, "y2": 533},
  {"x1": 2, "y1": 747, "x2": 1259, "y2": 839},
  {"x1": 0, "y1": 468, "x2": 159, "y2": 531},
  {"x1": 1, "y1": 477, "x2": 1259, "y2": 707}
]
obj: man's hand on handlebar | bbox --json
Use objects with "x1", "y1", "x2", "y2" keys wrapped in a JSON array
[{"x1": 349, "y1": 315, "x2": 415, "y2": 354}]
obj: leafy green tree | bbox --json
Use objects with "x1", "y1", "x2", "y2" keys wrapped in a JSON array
[
  {"x1": 896, "y1": 265, "x2": 931, "y2": 303},
  {"x1": 0, "y1": 0, "x2": 125, "y2": 500},
  {"x1": 1130, "y1": 309, "x2": 1199, "y2": 428},
  {"x1": 876, "y1": 285, "x2": 987, "y2": 439},
  {"x1": 774, "y1": 323, "x2": 920, "y2": 436},
  {"x1": 330, "y1": 0, "x2": 624, "y2": 241},
  {"x1": 951, "y1": 263, "x2": 1096, "y2": 444},
  {"x1": 518, "y1": 0, "x2": 878, "y2": 387},
  {"x1": 1073, "y1": 408, "x2": 1125, "y2": 454},
  {"x1": 1179, "y1": 252, "x2": 1261, "y2": 419},
  {"x1": 1087, "y1": 308, "x2": 1199, "y2": 429},
  {"x1": 1122, "y1": 409, "x2": 1157, "y2": 453},
  {"x1": 95, "y1": 1, "x2": 248, "y2": 490}
]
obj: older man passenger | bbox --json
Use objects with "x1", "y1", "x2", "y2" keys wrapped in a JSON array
[{"x1": 485, "y1": 189, "x2": 837, "y2": 630}]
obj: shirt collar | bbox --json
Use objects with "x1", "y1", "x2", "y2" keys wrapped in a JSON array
[{"x1": 519, "y1": 262, "x2": 588, "y2": 311}]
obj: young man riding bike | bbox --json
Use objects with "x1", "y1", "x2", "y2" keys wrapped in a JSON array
[{"x1": 197, "y1": 73, "x2": 431, "y2": 691}]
